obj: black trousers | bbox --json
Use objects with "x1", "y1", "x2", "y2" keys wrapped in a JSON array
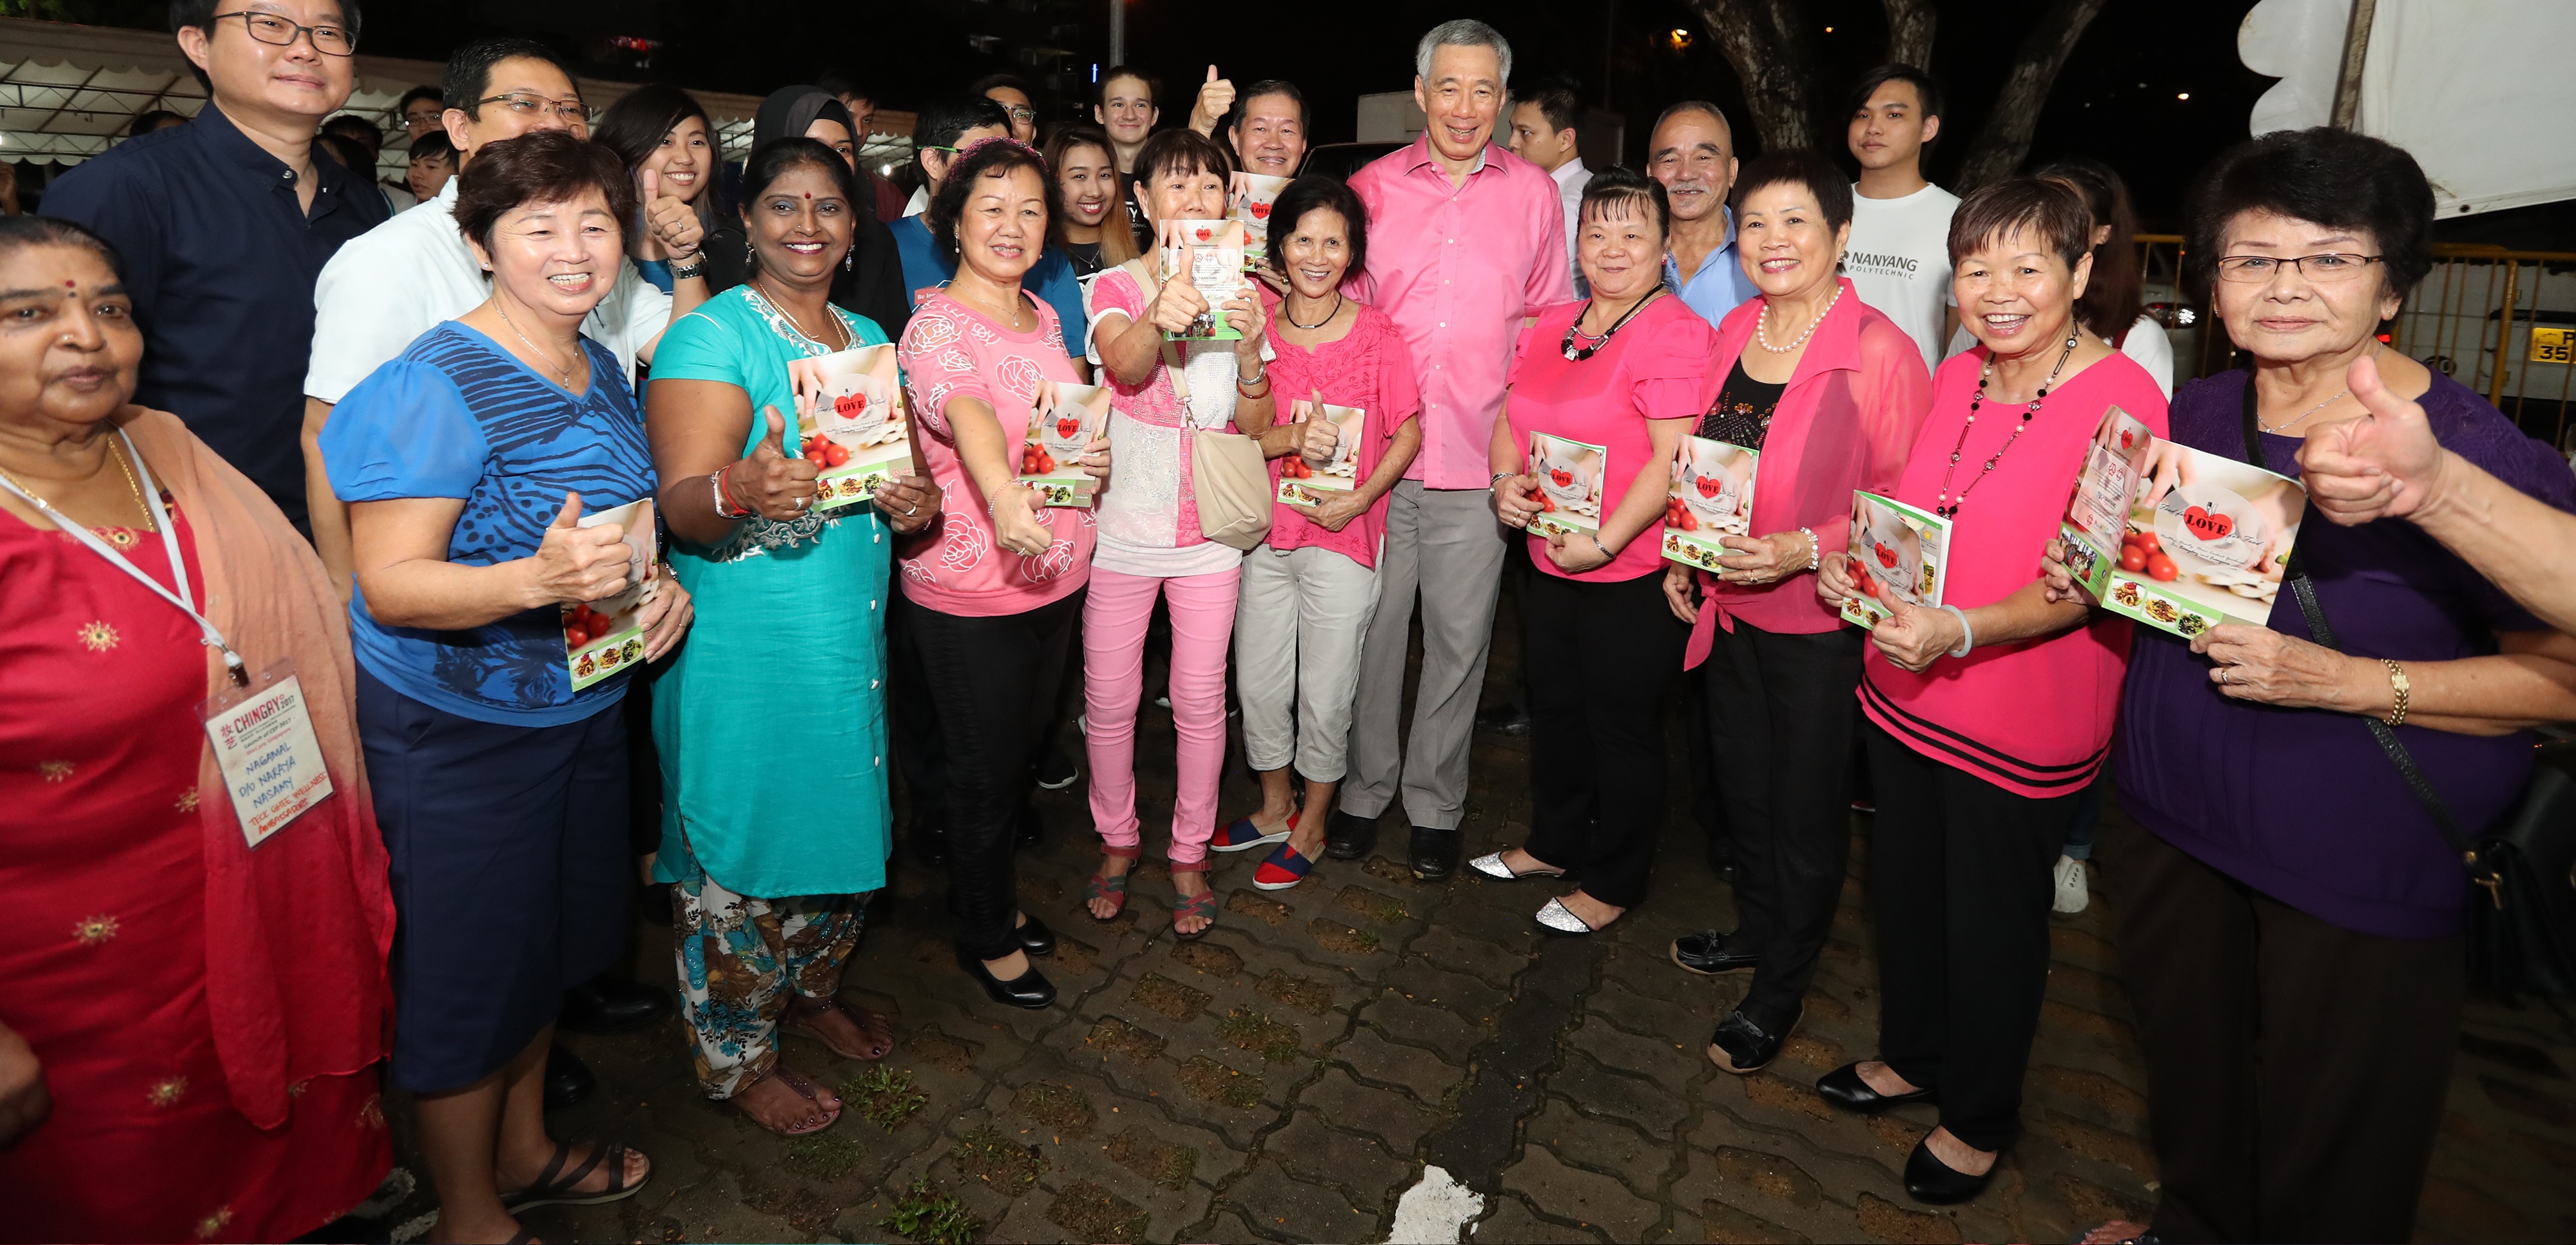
[
  {"x1": 2119, "y1": 827, "x2": 2463, "y2": 1243},
  {"x1": 909, "y1": 590, "x2": 1082, "y2": 961},
  {"x1": 1520, "y1": 570, "x2": 1686, "y2": 909},
  {"x1": 888, "y1": 592, "x2": 950, "y2": 839},
  {"x1": 1864, "y1": 722, "x2": 2076, "y2": 1152},
  {"x1": 1700, "y1": 621, "x2": 1863, "y2": 1032}
]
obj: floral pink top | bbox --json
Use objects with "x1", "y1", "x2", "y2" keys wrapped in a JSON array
[
  {"x1": 895, "y1": 291, "x2": 1096, "y2": 616},
  {"x1": 1261, "y1": 297, "x2": 1420, "y2": 568}
]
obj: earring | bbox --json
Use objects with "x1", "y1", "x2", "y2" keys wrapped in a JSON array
[{"x1": 844, "y1": 246, "x2": 853, "y2": 273}]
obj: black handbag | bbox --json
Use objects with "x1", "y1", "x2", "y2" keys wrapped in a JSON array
[{"x1": 2239, "y1": 380, "x2": 2576, "y2": 996}]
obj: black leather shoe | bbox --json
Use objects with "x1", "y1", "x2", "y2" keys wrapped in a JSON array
[
  {"x1": 1707, "y1": 1007, "x2": 1797, "y2": 1075},
  {"x1": 1671, "y1": 930, "x2": 1759, "y2": 976},
  {"x1": 956, "y1": 947, "x2": 1056, "y2": 1009},
  {"x1": 559, "y1": 976, "x2": 673, "y2": 1035},
  {"x1": 1474, "y1": 700, "x2": 1531, "y2": 737},
  {"x1": 1409, "y1": 825, "x2": 1459, "y2": 881},
  {"x1": 542, "y1": 1044, "x2": 594, "y2": 1110},
  {"x1": 1817, "y1": 1061, "x2": 1937, "y2": 1114},
  {"x1": 1015, "y1": 911, "x2": 1058, "y2": 957},
  {"x1": 1903, "y1": 1137, "x2": 1999, "y2": 1205},
  {"x1": 1016, "y1": 802, "x2": 1043, "y2": 850},
  {"x1": 1324, "y1": 809, "x2": 1378, "y2": 862}
]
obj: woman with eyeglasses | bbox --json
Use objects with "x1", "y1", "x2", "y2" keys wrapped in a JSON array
[{"x1": 2069, "y1": 128, "x2": 2576, "y2": 1245}]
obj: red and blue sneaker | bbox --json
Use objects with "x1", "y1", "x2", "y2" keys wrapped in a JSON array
[
  {"x1": 1252, "y1": 841, "x2": 1317, "y2": 891},
  {"x1": 1212, "y1": 809, "x2": 1295, "y2": 853}
]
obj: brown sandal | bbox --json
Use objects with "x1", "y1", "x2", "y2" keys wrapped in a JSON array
[
  {"x1": 1171, "y1": 864, "x2": 1217, "y2": 940},
  {"x1": 781, "y1": 994, "x2": 896, "y2": 1061},
  {"x1": 1086, "y1": 844, "x2": 1142, "y2": 920}
]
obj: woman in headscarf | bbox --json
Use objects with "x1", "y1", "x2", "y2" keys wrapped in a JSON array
[{"x1": 706, "y1": 86, "x2": 909, "y2": 335}]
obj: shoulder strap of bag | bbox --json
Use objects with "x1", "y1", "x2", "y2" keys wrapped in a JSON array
[
  {"x1": 1114, "y1": 256, "x2": 1192, "y2": 405},
  {"x1": 2239, "y1": 372, "x2": 2485, "y2": 874}
]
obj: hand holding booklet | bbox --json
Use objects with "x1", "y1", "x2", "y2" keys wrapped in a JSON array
[
  {"x1": 1841, "y1": 490, "x2": 1950, "y2": 631},
  {"x1": 1662, "y1": 436, "x2": 1758, "y2": 572},
  {"x1": 1524, "y1": 431, "x2": 1607, "y2": 543},
  {"x1": 562, "y1": 497, "x2": 656, "y2": 690},
  {"x1": 788, "y1": 343, "x2": 913, "y2": 511},
  {"x1": 1229, "y1": 172, "x2": 1290, "y2": 269},
  {"x1": 1019, "y1": 381, "x2": 1113, "y2": 507},
  {"x1": 1158, "y1": 218, "x2": 1249, "y2": 340},
  {"x1": 2057, "y1": 405, "x2": 2303, "y2": 637},
  {"x1": 1275, "y1": 398, "x2": 1366, "y2": 506}
]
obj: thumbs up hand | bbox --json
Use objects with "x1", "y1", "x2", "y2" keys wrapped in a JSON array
[
  {"x1": 731, "y1": 405, "x2": 822, "y2": 520},
  {"x1": 1292, "y1": 392, "x2": 1337, "y2": 466},
  {"x1": 1189, "y1": 64, "x2": 1236, "y2": 137},
  {"x1": 641, "y1": 167, "x2": 704, "y2": 261},
  {"x1": 527, "y1": 491, "x2": 635, "y2": 605}
]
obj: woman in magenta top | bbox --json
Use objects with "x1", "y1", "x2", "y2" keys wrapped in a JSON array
[
  {"x1": 1475, "y1": 168, "x2": 1720, "y2": 937},
  {"x1": 1809, "y1": 178, "x2": 2168, "y2": 1205},
  {"x1": 1212, "y1": 175, "x2": 1422, "y2": 891},
  {"x1": 1658, "y1": 151, "x2": 1932, "y2": 1076},
  {"x1": 894, "y1": 140, "x2": 1107, "y2": 1011}
]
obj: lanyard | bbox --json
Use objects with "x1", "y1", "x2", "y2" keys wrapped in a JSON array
[{"x1": 0, "y1": 429, "x2": 247, "y2": 687}]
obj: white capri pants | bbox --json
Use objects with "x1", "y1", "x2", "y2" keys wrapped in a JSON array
[{"x1": 1232, "y1": 541, "x2": 1382, "y2": 782}]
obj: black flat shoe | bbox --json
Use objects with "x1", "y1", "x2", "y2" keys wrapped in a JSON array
[
  {"x1": 542, "y1": 1044, "x2": 594, "y2": 1110},
  {"x1": 1817, "y1": 1061, "x2": 1936, "y2": 1114},
  {"x1": 559, "y1": 976, "x2": 674, "y2": 1035},
  {"x1": 1015, "y1": 911, "x2": 1057, "y2": 957},
  {"x1": 1707, "y1": 1006, "x2": 1797, "y2": 1075},
  {"x1": 1475, "y1": 701, "x2": 1531, "y2": 737},
  {"x1": 1671, "y1": 930, "x2": 1758, "y2": 976},
  {"x1": 1409, "y1": 825, "x2": 1459, "y2": 881},
  {"x1": 1324, "y1": 809, "x2": 1378, "y2": 862},
  {"x1": 956, "y1": 947, "x2": 1056, "y2": 1009},
  {"x1": 1903, "y1": 1137, "x2": 1999, "y2": 1205},
  {"x1": 1015, "y1": 802, "x2": 1043, "y2": 850}
]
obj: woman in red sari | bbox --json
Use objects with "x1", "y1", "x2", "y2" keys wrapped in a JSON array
[{"x1": 0, "y1": 217, "x2": 397, "y2": 1241}]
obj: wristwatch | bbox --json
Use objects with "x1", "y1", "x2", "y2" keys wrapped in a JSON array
[
  {"x1": 668, "y1": 252, "x2": 707, "y2": 280},
  {"x1": 1489, "y1": 470, "x2": 1516, "y2": 489}
]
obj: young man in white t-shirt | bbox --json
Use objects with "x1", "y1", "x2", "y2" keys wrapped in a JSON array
[{"x1": 1842, "y1": 65, "x2": 1959, "y2": 374}]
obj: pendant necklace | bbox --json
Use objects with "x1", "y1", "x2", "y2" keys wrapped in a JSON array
[
  {"x1": 493, "y1": 297, "x2": 577, "y2": 389},
  {"x1": 1286, "y1": 291, "x2": 1343, "y2": 331},
  {"x1": 1562, "y1": 290, "x2": 1663, "y2": 362},
  {"x1": 755, "y1": 278, "x2": 853, "y2": 351},
  {"x1": 1933, "y1": 330, "x2": 2080, "y2": 519}
]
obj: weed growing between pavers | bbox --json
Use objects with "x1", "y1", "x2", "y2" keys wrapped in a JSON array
[
  {"x1": 1105, "y1": 1128, "x2": 1198, "y2": 1190},
  {"x1": 948, "y1": 1126, "x2": 1044, "y2": 1192},
  {"x1": 1179, "y1": 1055, "x2": 1266, "y2": 1108},
  {"x1": 1087, "y1": 1016, "x2": 1168, "y2": 1063},
  {"x1": 1308, "y1": 918, "x2": 1380, "y2": 954},
  {"x1": 1132, "y1": 971, "x2": 1213, "y2": 1021},
  {"x1": 880, "y1": 1175, "x2": 979, "y2": 1245},
  {"x1": 840, "y1": 1066, "x2": 927, "y2": 1130},
  {"x1": 1215, "y1": 1009, "x2": 1302, "y2": 1063},
  {"x1": 1257, "y1": 969, "x2": 1335, "y2": 1015},
  {"x1": 1046, "y1": 1179, "x2": 1151, "y2": 1240},
  {"x1": 1012, "y1": 1081, "x2": 1098, "y2": 1135},
  {"x1": 780, "y1": 1133, "x2": 864, "y2": 1179}
]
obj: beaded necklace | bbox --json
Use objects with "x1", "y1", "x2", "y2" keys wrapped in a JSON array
[{"x1": 1932, "y1": 331, "x2": 2080, "y2": 519}]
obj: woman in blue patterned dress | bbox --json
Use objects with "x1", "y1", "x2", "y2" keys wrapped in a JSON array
[
  {"x1": 320, "y1": 132, "x2": 694, "y2": 1243},
  {"x1": 643, "y1": 137, "x2": 943, "y2": 1135}
]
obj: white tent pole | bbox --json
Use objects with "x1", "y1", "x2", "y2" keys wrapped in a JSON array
[{"x1": 2330, "y1": 0, "x2": 2377, "y2": 130}]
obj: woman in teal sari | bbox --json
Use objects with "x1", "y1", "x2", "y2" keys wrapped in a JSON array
[{"x1": 644, "y1": 138, "x2": 942, "y2": 1135}]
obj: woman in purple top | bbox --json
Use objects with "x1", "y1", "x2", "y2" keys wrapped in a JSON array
[{"x1": 2078, "y1": 129, "x2": 2576, "y2": 1245}]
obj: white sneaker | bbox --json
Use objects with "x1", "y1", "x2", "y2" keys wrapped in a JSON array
[{"x1": 2052, "y1": 854, "x2": 2091, "y2": 914}]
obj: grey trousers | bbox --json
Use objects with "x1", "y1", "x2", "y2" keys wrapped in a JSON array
[{"x1": 1340, "y1": 480, "x2": 1508, "y2": 830}]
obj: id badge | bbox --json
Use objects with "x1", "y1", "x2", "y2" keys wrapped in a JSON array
[{"x1": 199, "y1": 659, "x2": 334, "y2": 849}]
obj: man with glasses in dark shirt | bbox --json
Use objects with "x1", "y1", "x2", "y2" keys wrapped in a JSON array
[{"x1": 44, "y1": 0, "x2": 387, "y2": 532}]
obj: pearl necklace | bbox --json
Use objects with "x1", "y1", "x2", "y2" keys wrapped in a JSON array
[{"x1": 1755, "y1": 282, "x2": 1842, "y2": 354}]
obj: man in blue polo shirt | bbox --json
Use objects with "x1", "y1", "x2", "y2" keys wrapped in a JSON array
[
  {"x1": 888, "y1": 95, "x2": 1089, "y2": 359},
  {"x1": 1648, "y1": 101, "x2": 1758, "y2": 331},
  {"x1": 44, "y1": 0, "x2": 386, "y2": 531}
]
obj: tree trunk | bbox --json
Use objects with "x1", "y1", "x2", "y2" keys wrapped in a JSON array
[
  {"x1": 1676, "y1": 0, "x2": 1823, "y2": 153},
  {"x1": 1878, "y1": 0, "x2": 1939, "y2": 73},
  {"x1": 1950, "y1": 0, "x2": 2109, "y2": 191}
]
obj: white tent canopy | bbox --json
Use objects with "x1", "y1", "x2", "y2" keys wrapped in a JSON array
[
  {"x1": 2241, "y1": 0, "x2": 2576, "y2": 217},
  {"x1": 0, "y1": 17, "x2": 915, "y2": 182}
]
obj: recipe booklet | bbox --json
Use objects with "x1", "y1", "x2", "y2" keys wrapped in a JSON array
[
  {"x1": 1275, "y1": 399, "x2": 1367, "y2": 506},
  {"x1": 563, "y1": 497, "x2": 655, "y2": 691},
  {"x1": 788, "y1": 342, "x2": 912, "y2": 512},
  {"x1": 1841, "y1": 490, "x2": 1950, "y2": 632},
  {"x1": 1019, "y1": 381, "x2": 1113, "y2": 507},
  {"x1": 1158, "y1": 217, "x2": 1248, "y2": 340},
  {"x1": 1661, "y1": 436, "x2": 1758, "y2": 573},
  {"x1": 1229, "y1": 171, "x2": 1290, "y2": 268},
  {"x1": 1525, "y1": 431, "x2": 1607, "y2": 543},
  {"x1": 2057, "y1": 405, "x2": 2303, "y2": 636}
]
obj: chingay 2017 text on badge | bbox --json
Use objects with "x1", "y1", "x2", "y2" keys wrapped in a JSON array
[{"x1": 200, "y1": 659, "x2": 333, "y2": 849}]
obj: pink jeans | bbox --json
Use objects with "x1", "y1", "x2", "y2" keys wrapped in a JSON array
[{"x1": 1083, "y1": 565, "x2": 1241, "y2": 867}]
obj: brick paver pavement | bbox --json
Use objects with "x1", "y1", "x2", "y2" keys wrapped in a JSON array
[{"x1": 374, "y1": 599, "x2": 2576, "y2": 1244}]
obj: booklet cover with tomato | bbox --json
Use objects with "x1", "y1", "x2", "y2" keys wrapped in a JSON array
[
  {"x1": 789, "y1": 343, "x2": 912, "y2": 512},
  {"x1": 1158, "y1": 218, "x2": 1248, "y2": 340},
  {"x1": 1525, "y1": 431, "x2": 1607, "y2": 542},
  {"x1": 563, "y1": 497, "x2": 655, "y2": 691},
  {"x1": 1661, "y1": 436, "x2": 1758, "y2": 572},
  {"x1": 1229, "y1": 172, "x2": 1290, "y2": 268},
  {"x1": 2058, "y1": 405, "x2": 2301, "y2": 637},
  {"x1": 1841, "y1": 490, "x2": 1950, "y2": 631},
  {"x1": 1276, "y1": 399, "x2": 1366, "y2": 505},
  {"x1": 1020, "y1": 381, "x2": 1113, "y2": 507}
]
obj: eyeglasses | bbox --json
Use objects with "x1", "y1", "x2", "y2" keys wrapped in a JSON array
[
  {"x1": 1001, "y1": 106, "x2": 1036, "y2": 124},
  {"x1": 2214, "y1": 253, "x2": 2385, "y2": 284},
  {"x1": 476, "y1": 92, "x2": 590, "y2": 124},
  {"x1": 211, "y1": 11, "x2": 357, "y2": 55}
]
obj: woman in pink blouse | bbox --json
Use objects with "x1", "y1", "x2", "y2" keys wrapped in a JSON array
[
  {"x1": 1475, "y1": 168, "x2": 1721, "y2": 936},
  {"x1": 1660, "y1": 151, "x2": 1933, "y2": 1076},
  {"x1": 1078, "y1": 130, "x2": 1273, "y2": 938},
  {"x1": 895, "y1": 140, "x2": 1109, "y2": 1010},
  {"x1": 1810, "y1": 178, "x2": 2167, "y2": 1205},
  {"x1": 1211, "y1": 175, "x2": 1422, "y2": 891}
]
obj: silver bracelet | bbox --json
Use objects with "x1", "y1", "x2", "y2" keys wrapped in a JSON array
[
  {"x1": 1797, "y1": 526, "x2": 1820, "y2": 572},
  {"x1": 1938, "y1": 604, "x2": 1975, "y2": 658},
  {"x1": 668, "y1": 252, "x2": 706, "y2": 280}
]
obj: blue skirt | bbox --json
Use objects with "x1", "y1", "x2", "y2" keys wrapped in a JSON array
[{"x1": 356, "y1": 664, "x2": 630, "y2": 1092}]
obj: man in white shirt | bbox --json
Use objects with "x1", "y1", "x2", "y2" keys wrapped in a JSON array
[
  {"x1": 1843, "y1": 64, "x2": 1960, "y2": 373},
  {"x1": 1506, "y1": 79, "x2": 1590, "y2": 296},
  {"x1": 302, "y1": 38, "x2": 706, "y2": 593}
]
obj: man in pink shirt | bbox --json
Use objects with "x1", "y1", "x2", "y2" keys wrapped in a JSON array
[{"x1": 1339, "y1": 18, "x2": 1578, "y2": 880}]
